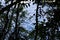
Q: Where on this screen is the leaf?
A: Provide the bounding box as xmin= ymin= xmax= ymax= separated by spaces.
xmin=5 ymin=0 xmax=10 ymax=4
xmin=28 ymin=3 xmax=30 ymax=7
xmin=19 ymin=27 xmax=27 ymax=32
xmin=29 ymin=16 xmax=33 ymax=19
xmin=29 ymin=30 xmax=35 ymax=38
xmin=19 ymin=6 xmax=23 ymax=12
xmin=20 ymin=11 xmax=27 ymax=18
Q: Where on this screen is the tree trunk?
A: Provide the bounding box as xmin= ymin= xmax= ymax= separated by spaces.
xmin=34 ymin=4 xmax=39 ymax=40
xmin=14 ymin=3 xmax=20 ymax=40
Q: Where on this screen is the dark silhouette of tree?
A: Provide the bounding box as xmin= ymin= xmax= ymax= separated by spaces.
xmin=30 ymin=0 xmax=60 ymax=40
xmin=34 ymin=2 xmax=38 ymax=40
xmin=0 ymin=0 xmax=60 ymax=40
xmin=0 ymin=0 xmax=29 ymax=40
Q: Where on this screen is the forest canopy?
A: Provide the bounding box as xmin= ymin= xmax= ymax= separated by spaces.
xmin=0 ymin=0 xmax=60 ymax=40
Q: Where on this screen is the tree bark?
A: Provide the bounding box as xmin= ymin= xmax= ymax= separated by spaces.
xmin=34 ymin=4 xmax=39 ymax=40
xmin=14 ymin=3 xmax=20 ymax=40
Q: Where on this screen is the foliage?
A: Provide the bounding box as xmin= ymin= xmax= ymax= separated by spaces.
xmin=0 ymin=0 xmax=29 ymax=40
xmin=0 ymin=0 xmax=60 ymax=40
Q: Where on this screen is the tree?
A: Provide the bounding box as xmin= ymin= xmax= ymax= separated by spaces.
xmin=0 ymin=0 xmax=29 ymax=40
xmin=0 ymin=0 xmax=60 ymax=40
xmin=28 ymin=0 xmax=60 ymax=40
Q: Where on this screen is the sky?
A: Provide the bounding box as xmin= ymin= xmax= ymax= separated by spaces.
xmin=21 ymin=2 xmax=49 ymax=31
xmin=1 ymin=1 xmax=60 ymax=40
xmin=0 ymin=0 xmax=49 ymax=31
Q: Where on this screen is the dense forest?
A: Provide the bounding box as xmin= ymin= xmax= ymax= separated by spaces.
xmin=0 ymin=0 xmax=60 ymax=40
